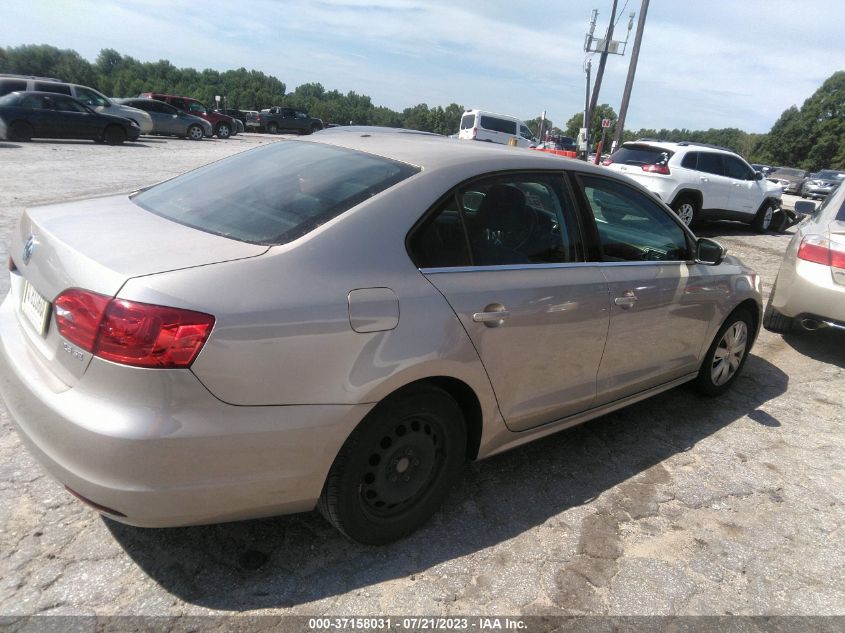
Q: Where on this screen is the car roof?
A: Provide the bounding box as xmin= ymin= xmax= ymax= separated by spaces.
xmin=304 ymin=126 xmax=608 ymax=174
xmin=621 ymin=140 xmax=737 ymax=156
xmin=3 ymin=90 xmax=83 ymax=99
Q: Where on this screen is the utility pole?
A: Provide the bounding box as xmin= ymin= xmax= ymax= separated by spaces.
xmin=583 ymin=59 xmax=592 ymax=160
xmin=613 ymin=0 xmax=649 ymax=150
xmin=588 ymin=0 xmax=619 ymax=117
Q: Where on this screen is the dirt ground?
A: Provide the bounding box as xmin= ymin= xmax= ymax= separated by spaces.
xmin=0 ymin=134 xmax=842 ymax=618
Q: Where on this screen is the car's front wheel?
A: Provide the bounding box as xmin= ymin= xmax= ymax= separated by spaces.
xmin=671 ymin=196 xmax=698 ymax=227
xmin=216 ymin=123 xmax=231 ymax=139
xmin=319 ymin=384 xmax=466 ymax=544
xmin=694 ymin=308 xmax=753 ymax=396
xmin=187 ymin=124 xmax=204 ymax=141
xmin=103 ymin=125 xmax=126 ymax=145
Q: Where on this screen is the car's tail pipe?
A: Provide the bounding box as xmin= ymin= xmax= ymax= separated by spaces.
xmin=800 ymin=318 xmax=845 ymax=332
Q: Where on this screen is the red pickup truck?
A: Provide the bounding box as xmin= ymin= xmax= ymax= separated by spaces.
xmin=139 ymin=93 xmax=237 ymax=139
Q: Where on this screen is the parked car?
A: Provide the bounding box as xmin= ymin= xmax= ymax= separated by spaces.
xmin=0 ymin=76 xmax=153 ymax=134
xmin=603 ymin=140 xmax=783 ymax=231
xmin=767 ymin=167 xmax=810 ymax=195
xmin=256 ymin=107 xmax=323 ymax=134
xmin=234 ymin=118 xmax=244 ymax=134
xmin=764 ymin=184 xmax=845 ymax=334
xmin=214 ymin=108 xmax=248 ymax=126
xmin=113 ymin=98 xmax=212 ymax=140
xmin=800 ymin=170 xmax=845 ymax=200
xmin=0 ymin=91 xmax=140 ymax=144
xmin=458 ymin=109 xmax=536 ymax=147
xmin=139 ymin=92 xmax=237 ymax=139
xmin=751 ymin=163 xmax=775 ymax=176
xmin=0 ymin=128 xmax=762 ymax=544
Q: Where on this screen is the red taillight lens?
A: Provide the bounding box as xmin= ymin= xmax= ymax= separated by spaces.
xmin=471 ymin=127 xmax=477 ymax=139
xmin=642 ymin=164 xmax=670 ymax=175
xmin=96 ymin=300 xmax=214 ymax=368
xmin=602 ymin=158 xmax=613 ymax=166
xmin=53 ymin=289 xmax=214 ymax=368
xmin=798 ymin=234 xmax=845 ymax=269
xmin=54 ymin=289 xmax=111 ymax=351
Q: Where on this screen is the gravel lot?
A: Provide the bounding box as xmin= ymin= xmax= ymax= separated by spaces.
xmin=0 ymin=134 xmax=843 ymax=618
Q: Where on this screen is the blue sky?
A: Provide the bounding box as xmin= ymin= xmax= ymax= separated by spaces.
xmin=2 ymin=0 xmax=843 ymax=133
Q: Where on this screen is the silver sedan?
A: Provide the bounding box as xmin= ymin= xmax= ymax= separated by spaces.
xmin=764 ymin=182 xmax=845 ymax=333
xmin=0 ymin=129 xmax=762 ymax=544
xmin=114 ymin=98 xmax=213 ymax=140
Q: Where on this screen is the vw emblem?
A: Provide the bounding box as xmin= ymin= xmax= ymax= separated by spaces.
xmin=22 ymin=235 xmax=36 ymax=265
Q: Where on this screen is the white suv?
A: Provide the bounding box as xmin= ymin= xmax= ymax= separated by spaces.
xmin=603 ymin=140 xmax=783 ymax=232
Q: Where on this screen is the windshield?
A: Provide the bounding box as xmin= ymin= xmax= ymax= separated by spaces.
xmin=460 ymin=114 xmax=474 ymax=130
xmin=773 ymin=168 xmax=804 ymax=177
xmin=611 ymin=144 xmax=672 ymax=166
xmin=816 ymin=170 xmax=845 ymax=180
xmin=132 ymin=141 xmax=419 ymax=245
xmin=0 ymin=93 xmax=19 ymax=106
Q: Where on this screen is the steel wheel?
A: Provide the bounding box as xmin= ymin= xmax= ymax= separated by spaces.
xmin=360 ymin=414 xmax=443 ymax=518
xmin=710 ymin=320 xmax=748 ymax=386
xmin=216 ymin=123 xmax=231 ymax=139
xmin=753 ymin=203 xmax=774 ymax=232
xmin=319 ymin=384 xmax=466 ymax=544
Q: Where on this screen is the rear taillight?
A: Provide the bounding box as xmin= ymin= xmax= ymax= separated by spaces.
xmin=642 ymin=164 xmax=670 ymax=175
xmin=8 ymin=257 xmax=17 ymax=272
xmin=471 ymin=127 xmax=477 ymax=139
xmin=53 ymin=289 xmax=214 ymax=368
xmin=602 ymin=158 xmax=613 ymax=166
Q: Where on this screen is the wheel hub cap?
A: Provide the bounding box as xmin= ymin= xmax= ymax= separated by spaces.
xmin=711 ymin=321 xmax=748 ymax=386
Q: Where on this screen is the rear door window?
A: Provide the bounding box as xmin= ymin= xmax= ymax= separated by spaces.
xmin=34 ymin=82 xmax=71 ymax=95
xmin=480 ymin=116 xmax=516 ymax=135
xmin=681 ymin=152 xmax=699 ymax=169
xmin=0 ymin=80 xmax=27 ymax=96
xmin=132 ymin=141 xmax=420 ymax=245
xmin=696 ymin=152 xmax=724 ymax=176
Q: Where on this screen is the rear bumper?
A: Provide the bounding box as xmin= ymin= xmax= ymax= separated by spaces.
xmin=0 ymin=292 xmax=372 ymax=527
xmin=772 ymin=258 xmax=845 ymax=323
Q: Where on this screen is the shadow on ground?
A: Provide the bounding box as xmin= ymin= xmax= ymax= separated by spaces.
xmin=782 ymin=328 xmax=845 ymax=368
xmin=694 ymin=221 xmax=795 ymax=239
xmin=106 ymin=355 xmax=788 ymax=610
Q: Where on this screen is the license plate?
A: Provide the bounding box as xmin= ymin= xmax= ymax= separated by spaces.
xmin=21 ymin=280 xmax=51 ymax=335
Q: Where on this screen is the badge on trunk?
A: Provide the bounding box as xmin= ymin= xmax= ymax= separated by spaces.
xmin=22 ymin=235 xmax=36 ymax=265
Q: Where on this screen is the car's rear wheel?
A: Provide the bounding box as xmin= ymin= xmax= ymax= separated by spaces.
xmin=763 ymin=283 xmax=793 ymax=333
xmin=187 ymin=124 xmax=204 ymax=141
xmin=309 ymin=123 xmax=321 ymax=134
xmin=671 ymin=196 xmax=698 ymax=227
xmin=267 ymin=122 xmax=278 ymax=134
xmin=9 ymin=121 xmax=33 ymax=142
xmin=319 ymin=384 xmax=466 ymax=545
xmin=694 ymin=308 xmax=753 ymax=396
xmin=216 ymin=123 xmax=231 ymax=139
xmin=752 ymin=203 xmax=775 ymax=233
xmin=103 ymin=125 xmax=126 ymax=146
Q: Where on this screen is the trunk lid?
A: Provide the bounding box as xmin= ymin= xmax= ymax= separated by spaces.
xmin=10 ymin=194 xmax=267 ymax=385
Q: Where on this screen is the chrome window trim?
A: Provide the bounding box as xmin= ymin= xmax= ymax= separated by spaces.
xmin=420 ymin=260 xmax=690 ymax=274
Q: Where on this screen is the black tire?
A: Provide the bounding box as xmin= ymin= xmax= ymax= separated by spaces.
xmin=187 ymin=123 xmax=204 ymax=141
xmin=103 ymin=125 xmax=126 ymax=146
xmin=752 ymin=202 xmax=775 ymax=233
xmin=319 ymin=384 xmax=466 ymax=545
xmin=763 ymin=283 xmax=793 ymax=333
xmin=693 ymin=308 xmax=754 ymax=396
xmin=671 ymin=196 xmax=699 ymax=228
xmin=309 ymin=123 xmax=321 ymax=134
xmin=216 ymin=123 xmax=231 ymax=139
xmin=9 ymin=121 xmax=33 ymax=142
xmin=267 ymin=122 xmax=278 ymax=134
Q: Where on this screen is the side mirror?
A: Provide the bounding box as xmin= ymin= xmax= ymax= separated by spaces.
xmin=696 ymin=238 xmax=726 ymax=266
xmin=794 ymin=200 xmax=816 ymax=216
xmin=754 ymin=171 xmax=763 ymax=180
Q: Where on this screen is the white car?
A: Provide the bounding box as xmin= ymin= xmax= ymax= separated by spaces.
xmin=603 ymin=140 xmax=783 ymax=231
xmin=764 ymin=188 xmax=845 ymax=333
xmin=458 ymin=109 xmax=536 ymax=148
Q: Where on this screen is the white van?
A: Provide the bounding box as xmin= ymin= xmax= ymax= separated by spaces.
xmin=458 ymin=109 xmax=536 ymax=147
xmin=0 ymin=75 xmax=153 ymax=134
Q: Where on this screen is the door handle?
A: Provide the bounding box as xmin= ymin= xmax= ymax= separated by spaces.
xmin=473 ymin=304 xmax=510 ymax=327
xmin=700 ymin=177 xmax=709 ymax=182
xmin=614 ymin=291 xmax=638 ymax=309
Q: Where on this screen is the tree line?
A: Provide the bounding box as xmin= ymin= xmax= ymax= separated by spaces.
xmin=1 ymin=45 xmax=842 ymax=170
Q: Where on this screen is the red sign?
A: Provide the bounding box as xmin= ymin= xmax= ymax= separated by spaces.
xmin=601 ymin=118 xmax=611 ymax=128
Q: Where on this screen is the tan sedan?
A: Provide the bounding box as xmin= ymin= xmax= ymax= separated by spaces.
xmin=1 ymin=129 xmax=762 ymax=544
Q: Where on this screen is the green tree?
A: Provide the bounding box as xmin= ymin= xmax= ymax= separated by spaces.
xmin=565 ymin=104 xmax=617 ymax=149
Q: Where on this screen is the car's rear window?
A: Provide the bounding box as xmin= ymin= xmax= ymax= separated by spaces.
xmin=610 ymin=144 xmax=673 ymax=166
xmin=460 ymin=114 xmax=475 ymax=130
xmin=132 ymin=141 xmax=420 ymax=245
